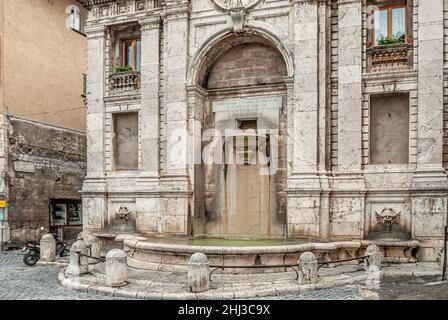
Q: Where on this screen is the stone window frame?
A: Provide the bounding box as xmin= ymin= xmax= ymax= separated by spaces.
xmin=104 ymin=105 xmax=142 ymax=173
xmin=104 ymin=23 xmax=142 ymax=96
xmin=69 ymin=6 xmax=84 ymax=35
xmin=362 ymin=0 xmax=416 ymax=74
xmin=366 ymin=0 xmax=412 ymax=48
xmin=119 ymin=38 xmax=142 ymax=72
xmin=362 ymin=89 xmax=418 ymax=169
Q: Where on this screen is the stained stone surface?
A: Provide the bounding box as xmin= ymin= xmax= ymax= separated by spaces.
xmin=2 ymin=251 xmax=447 ymax=300
xmin=81 ymin=0 xmax=448 ymax=263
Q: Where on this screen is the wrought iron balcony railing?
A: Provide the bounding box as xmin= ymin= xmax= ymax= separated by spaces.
xmin=366 ymin=43 xmax=413 ymax=72
xmin=109 ymin=71 xmax=141 ymax=94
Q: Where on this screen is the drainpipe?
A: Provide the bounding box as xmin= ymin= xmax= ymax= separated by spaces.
xmin=443 ymin=196 xmax=448 ymax=281
xmin=443 ymin=225 xmax=447 ymax=281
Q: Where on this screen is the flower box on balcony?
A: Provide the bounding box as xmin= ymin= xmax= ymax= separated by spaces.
xmin=109 ymin=71 xmax=141 ymax=94
xmin=366 ymin=43 xmax=413 ymax=72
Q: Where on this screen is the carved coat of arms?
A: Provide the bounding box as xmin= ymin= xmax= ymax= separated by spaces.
xmin=212 ymin=0 xmax=263 ymax=33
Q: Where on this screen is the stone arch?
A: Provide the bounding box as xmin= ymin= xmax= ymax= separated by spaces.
xmin=188 ymin=26 xmax=293 ymax=89
xmin=206 ymin=43 xmax=287 ymax=89
xmin=187 ymin=26 xmax=290 ymax=239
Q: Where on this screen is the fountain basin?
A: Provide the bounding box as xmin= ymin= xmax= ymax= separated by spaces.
xmin=112 ymin=235 xmax=420 ymax=273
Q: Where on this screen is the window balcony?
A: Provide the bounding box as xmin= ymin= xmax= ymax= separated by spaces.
xmin=109 ymin=71 xmax=141 ymax=94
xmin=366 ymin=43 xmax=413 ymax=73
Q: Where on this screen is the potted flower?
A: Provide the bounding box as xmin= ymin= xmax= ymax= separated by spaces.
xmin=376 ymin=34 xmax=406 ymax=46
xmin=115 ymin=65 xmax=133 ymax=74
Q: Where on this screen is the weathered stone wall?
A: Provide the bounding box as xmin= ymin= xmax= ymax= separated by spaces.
xmin=81 ymin=0 xmax=448 ymax=260
xmin=369 ymin=94 xmax=409 ymax=165
xmin=207 ymin=44 xmax=287 ymax=89
xmin=112 ymin=112 xmax=138 ymax=170
xmin=5 ymin=116 xmax=86 ymax=243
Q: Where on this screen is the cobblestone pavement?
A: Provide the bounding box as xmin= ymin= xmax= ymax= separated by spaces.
xmin=2 ymin=251 xmax=446 ymax=300
xmin=268 ymin=286 xmax=364 ymax=300
xmin=1 ymin=250 xmax=365 ymax=300
xmin=0 ymin=251 xmax=122 ymax=300
xmin=371 ymin=275 xmax=448 ymax=300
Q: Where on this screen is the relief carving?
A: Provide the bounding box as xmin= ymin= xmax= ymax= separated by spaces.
xmin=116 ymin=206 xmax=133 ymax=224
xmin=375 ymin=208 xmax=401 ymax=232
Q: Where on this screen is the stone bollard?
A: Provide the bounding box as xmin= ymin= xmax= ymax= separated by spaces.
xmin=106 ymin=249 xmax=128 ymax=287
xmin=65 ymin=240 xmax=89 ymax=277
xmin=188 ymin=253 xmax=210 ymax=293
xmin=364 ymin=244 xmax=383 ymax=271
xmin=85 ymin=235 xmax=102 ymax=264
xmin=40 ymin=234 xmax=56 ymax=262
xmin=298 ymin=252 xmax=318 ymax=285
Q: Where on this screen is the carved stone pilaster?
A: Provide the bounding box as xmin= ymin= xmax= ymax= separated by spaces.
xmin=139 ymin=15 xmax=161 ymax=31
xmin=162 ymin=0 xmax=191 ymax=21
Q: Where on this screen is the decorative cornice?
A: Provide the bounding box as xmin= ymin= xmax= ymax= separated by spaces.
xmin=84 ymin=24 xmax=106 ymax=38
xmin=79 ymin=0 xmax=114 ymax=8
xmin=337 ymin=0 xmax=362 ymax=4
xmin=291 ymin=0 xmax=327 ymax=3
xmin=211 ymin=0 xmax=263 ymax=12
xmin=139 ymin=15 xmax=161 ymax=30
xmin=161 ymin=1 xmax=191 ymax=21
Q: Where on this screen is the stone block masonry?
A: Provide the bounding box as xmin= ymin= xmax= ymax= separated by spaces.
xmin=0 ymin=114 xmax=86 ymax=244
xmin=80 ymin=0 xmax=448 ymax=262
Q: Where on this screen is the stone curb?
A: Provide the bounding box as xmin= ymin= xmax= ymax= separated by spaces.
xmin=58 ymin=267 xmax=444 ymax=300
xmin=37 ymin=261 xmax=69 ymax=268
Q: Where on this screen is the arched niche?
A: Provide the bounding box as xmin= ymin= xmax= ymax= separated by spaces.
xmin=188 ymin=29 xmax=291 ymax=239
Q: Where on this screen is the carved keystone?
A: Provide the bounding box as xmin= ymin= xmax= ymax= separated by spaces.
xmin=106 ymin=249 xmax=128 ymax=287
xmin=298 ymin=252 xmax=318 ymax=285
xmin=40 ymin=234 xmax=56 ymax=263
xmin=365 ymin=244 xmax=383 ymax=271
xmin=188 ymin=253 xmax=210 ymax=293
xmin=65 ymin=240 xmax=89 ymax=277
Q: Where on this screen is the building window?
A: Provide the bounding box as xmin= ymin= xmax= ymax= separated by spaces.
xmin=119 ymin=39 xmax=141 ymax=72
xmin=369 ymin=94 xmax=409 ymax=165
xmin=113 ymin=112 xmax=139 ymax=170
xmin=368 ymin=2 xmax=410 ymax=47
xmin=70 ymin=7 xmax=83 ymax=33
xmin=50 ymin=200 xmax=83 ymax=227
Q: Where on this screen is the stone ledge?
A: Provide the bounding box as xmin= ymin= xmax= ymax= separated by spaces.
xmin=37 ymin=261 xmax=69 ymax=268
xmin=58 ymin=263 xmax=443 ymax=300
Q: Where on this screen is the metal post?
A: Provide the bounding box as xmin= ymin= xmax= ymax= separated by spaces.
xmin=442 ymin=225 xmax=447 ymax=281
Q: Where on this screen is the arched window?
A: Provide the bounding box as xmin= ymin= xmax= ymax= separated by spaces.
xmin=70 ymin=7 xmax=82 ymax=33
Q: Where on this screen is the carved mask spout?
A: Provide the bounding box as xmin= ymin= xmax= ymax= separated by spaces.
xmin=375 ymin=208 xmax=401 ymax=233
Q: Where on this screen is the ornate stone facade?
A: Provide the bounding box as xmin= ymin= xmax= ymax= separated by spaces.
xmin=81 ymin=0 xmax=448 ymax=261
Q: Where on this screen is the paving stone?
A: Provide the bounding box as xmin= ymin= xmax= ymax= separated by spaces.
xmin=0 ymin=251 xmax=125 ymax=300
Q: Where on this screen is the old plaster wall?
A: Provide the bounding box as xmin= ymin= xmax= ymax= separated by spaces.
xmin=1 ymin=0 xmax=87 ymax=132
xmin=6 ymin=116 xmax=86 ymax=243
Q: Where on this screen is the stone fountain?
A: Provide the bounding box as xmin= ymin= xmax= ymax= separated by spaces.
xmin=366 ymin=208 xmax=418 ymax=263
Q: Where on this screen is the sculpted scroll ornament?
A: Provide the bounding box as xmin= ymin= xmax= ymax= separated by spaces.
xmin=213 ymin=0 xmax=262 ymax=10
xmin=212 ymin=0 xmax=263 ymax=33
